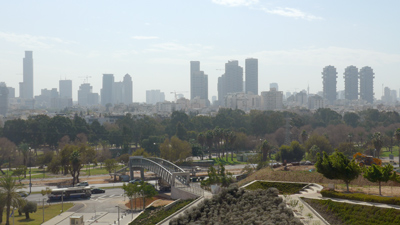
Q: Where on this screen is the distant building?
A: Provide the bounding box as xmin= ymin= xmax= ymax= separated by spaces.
xmin=78 ymin=83 xmax=98 ymax=106
xmin=20 ymin=51 xmax=34 ymax=99
xmin=245 ymin=58 xmax=258 ymax=95
xmin=59 ymin=80 xmax=73 ymax=99
xmin=101 ymin=74 xmax=114 ymax=105
xmin=308 ymin=95 xmax=324 ymax=110
xmin=190 ymin=61 xmax=208 ymax=103
xmin=322 ymin=65 xmax=337 ymax=105
xmin=217 ymin=60 xmax=243 ymax=105
xmin=123 ymin=74 xmax=133 ymax=104
xmin=295 ymin=92 xmax=308 ymax=105
xmin=0 ymin=83 xmax=9 ymax=116
xmin=7 ymin=87 xmax=15 ymax=98
xmin=146 ymin=90 xmax=165 ymax=105
xmin=261 ymin=88 xmax=283 ymax=110
xmin=113 ymin=81 xmax=123 ymax=104
xmin=35 ymin=88 xmax=59 ymax=108
xmin=343 ymin=66 xmax=358 ymax=100
xmin=224 ymin=92 xmax=260 ymax=111
xmin=359 ymin=66 xmax=374 ymax=104
xmin=270 ymin=83 xmax=279 ymax=91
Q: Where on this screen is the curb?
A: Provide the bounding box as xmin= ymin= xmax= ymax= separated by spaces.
xmin=156 ymin=196 xmax=204 ymax=225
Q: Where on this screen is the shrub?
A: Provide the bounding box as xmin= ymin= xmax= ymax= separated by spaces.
xmin=321 ymin=190 xmax=400 ymax=206
xmin=245 ymin=181 xmax=307 ymax=194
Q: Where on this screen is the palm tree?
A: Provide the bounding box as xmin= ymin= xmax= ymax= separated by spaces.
xmin=228 ymin=131 xmax=237 ymax=161
xmin=0 ymin=174 xmax=26 ymax=225
xmin=206 ymin=131 xmax=214 ymax=160
xmin=372 ymin=132 xmax=384 ymax=159
xmin=213 ymin=128 xmax=222 ymax=158
xmin=261 ymin=140 xmax=271 ymax=162
xmin=395 ymin=128 xmax=400 ymax=165
xmin=197 ymin=132 xmax=205 ymax=160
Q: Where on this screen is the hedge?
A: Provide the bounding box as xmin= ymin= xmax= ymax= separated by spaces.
xmin=245 ymin=181 xmax=306 ymax=194
xmin=321 ymin=190 xmax=400 ymax=206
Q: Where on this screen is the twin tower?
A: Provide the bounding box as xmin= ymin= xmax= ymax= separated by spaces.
xmin=322 ymin=65 xmax=374 ymax=104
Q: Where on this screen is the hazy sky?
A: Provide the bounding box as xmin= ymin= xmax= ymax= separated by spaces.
xmin=1 ymin=0 xmax=400 ymax=102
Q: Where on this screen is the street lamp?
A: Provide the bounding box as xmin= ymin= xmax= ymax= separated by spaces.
xmin=29 ymin=147 xmax=32 ymax=194
xmin=88 ymin=162 xmax=91 ymax=176
xmin=115 ymin=206 xmax=120 ymax=225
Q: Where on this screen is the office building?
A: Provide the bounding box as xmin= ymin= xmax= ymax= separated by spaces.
xmin=261 ymin=88 xmax=283 ymax=110
xmin=217 ymin=60 xmax=243 ymax=105
xmin=20 ymin=51 xmax=34 ymax=99
xmin=113 ymin=81 xmax=123 ymax=104
xmin=343 ymin=66 xmax=358 ymax=100
xmin=308 ymin=95 xmax=324 ymax=110
xmin=78 ymin=83 xmax=98 ymax=106
xmin=190 ymin=61 xmax=208 ymax=103
xmin=245 ymin=58 xmax=258 ymax=95
xmin=146 ymin=90 xmax=165 ymax=105
xmin=59 ymin=80 xmax=72 ymax=99
xmin=359 ymin=66 xmax=374 ymax=104
xmin=322 ymin=65 xmax=337 ymax=105
xmin=101 ymin=74 xmax=114 ymax=105
xmin=123 ymin=74 xmax=133 ymax=104
xmin=7 ymin=87 xmax=15 ymax=98
xmin=0 ymin=83 xmax=9 ymax=116
xmin=270 ymin=83 xmax=279 ymax=91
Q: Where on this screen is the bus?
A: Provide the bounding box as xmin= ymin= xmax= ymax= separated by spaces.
xmin=49 ymin=187 xmax=92 ymax=201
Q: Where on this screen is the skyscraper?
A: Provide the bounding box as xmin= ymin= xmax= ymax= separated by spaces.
xmin=59 ymin=80 xmax=72 ymax=99
xmin=0 ymin=83 xmax=9 ymax=116
xmin=343 ymin=66 xmax=358 ymax=100
xmin=322 ymin=65 xmax=337 ymax=105
xmin=20 ymin=51 xmax=34 ymax=99
xmin=270 ymin=83 xmax=279 ymax=91
xmin=146 ymin=90 xmax=165 ymax=105
xmin=190 ymin=61 xmax=208 ymax=103
xmin=245 ymin=58 xmax=258 ymax=95
xmin=78 ymin=83 xmax=98 ymax=106
xmin=101 ymin=74 xmax=114 ymax=105
xmin=359 ymin=66 xmax=374 ymax=104
xmin=123 ymin=74 xmax=133 ymax=104
xmin=217 ymin=60 xmax=243 ymax=105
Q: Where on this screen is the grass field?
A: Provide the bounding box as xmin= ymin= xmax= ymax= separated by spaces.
xmin=0 ymin=203 xmax=74 ymax=225
xmin=210 ymin=156 xmax=247 ymax=165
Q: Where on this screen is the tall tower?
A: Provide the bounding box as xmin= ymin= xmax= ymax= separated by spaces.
xmin=101 ymin=74 xmax=114 ymax=105
xmin=59 ymin=80 xmax=72 ymax=99
xmin=0 ymin=82 xmax=9 ymax=116
xmin=359 ymin=66 xmax=374 ymax=104
xmin=190 ymin=61 xmax=208 ymax=102
xmin=245 ymin=58 xmax=258 ymax=95
xmin=20 ymin=51 xmax=34 ymax=99
xmin=123 ymin=74 xmax=133 ymax=104
xmin=322 ymin=65 xmax=337 ymax=105
xmin=217 ymin=60 xmax=243 ymax=106
xmin=343 ymin=66 xmax=358 ymax=100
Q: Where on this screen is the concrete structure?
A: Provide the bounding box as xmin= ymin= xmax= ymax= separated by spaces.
xmin=322 ymin=65 xmax=337 ymax=105
xmin=35 ymin=88 xmax=58 ymax=108
xmin=270 ymin=83 xmax=279 ymax=91
xmin=20 ymin=51 xmax=34 ymax=99
xmin=190 ymin=61 xmax=208 ymax=103
xmin=78 ymin=83 xmax=98 ymax=106
xmin=224 ymin=92 xmax=261 ymax=111
xmin=261 ymin=88 xmax=283 ymax=110
xmin=59 ymin=80 xmax=72 ymax=99
xmin=123 ymin=74 xmax=133 ymax=104
xmin=217 ymin=60 xmax=243 ymax=105
xmin=308 ymin=95 xmax=324 ymax=110
xmin=101 ymin=74 xmax=114 ymax=105
xmin=359 ymin=66 xmax=375 ymax=104
xmin=146 ymin=89 xmax=165 ymax=105
xmin=0 ymin=83 xmax=9 ymax=116
xmin=245 ymin=58 xmax=258 ymax=95
xmin=343 ymin=66 xmax=358 ymax=100
xmin=113 ymin=81 xmax=123 ymax=104
xmin=7 ymin=87 xmax=15 ymax=98
xmin=295 ymin=91 xmax=308 ymax=106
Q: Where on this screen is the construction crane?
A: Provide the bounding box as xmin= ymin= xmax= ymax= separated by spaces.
xmin=78 ymin=76 xmax=92 ymax=83
xmin=170 ymin=91 xmax=188 ymax=102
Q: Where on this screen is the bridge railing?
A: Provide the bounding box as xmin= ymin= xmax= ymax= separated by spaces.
xmin=174 ymin=182 xmax=204 ymax=197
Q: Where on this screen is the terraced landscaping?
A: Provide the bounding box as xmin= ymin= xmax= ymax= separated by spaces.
xmin=244 ymin=181 xmax=307 ymax=194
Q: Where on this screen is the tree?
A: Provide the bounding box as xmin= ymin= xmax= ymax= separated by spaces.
xmin=197 ymin=132 xmax=206 ymax=160
xmin=261 ymin=140 xmax=270 ymax=162
xmin=41 ymin=187 xmax=52 ymax=205
xmin=0 ymin=138 xmax=16 ymax=175
xmin=159 ymin=136 xmax=191 ymax=163
xmin=300 ymin=130 xmax=308 ymax=144
xmin=205 ymin=130 xmax=214 ymax=159
xmin=337 ymin=142 xmax=358 ymax=157
xmin=175 ymin=122 xmax=187 ymax=140
xmin=315 ymin=151 xmax=361 ymax=192
xmin=0 ymin=174 xmax=26 ymax=225
xmin=12 ymin=165 xmax=27 ymax=184
xmin=372 ymin=132 xmax=383 ymax=158
xmin=122 ymin=183 xmax=141 ymax=211
xmin=363 ymin=164 xmax=399 ymax=195
xmin=304 ymin=134 xmax=334 ymax=160
xmin=69 ymin=150 xmax=82 ymax=186
xmin=104 ymin=159 xmax=118 ymax=179
xmin=343 ymin=112 xmax=360 ymax=128
xmin=140 ymin=182 xmax=158 ymax=210
xmin=275 ymin=141 xmax=305 ymax=163
xmin=19 ymin=201 xmax=37 ymax=219
xmin=201 ymin=163 xmax=233 ymax=187
xmin=395 ymin=128 xmax=400 ymax=165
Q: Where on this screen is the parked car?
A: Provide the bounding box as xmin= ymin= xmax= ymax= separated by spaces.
xmin=77 ymin=181 xmax=89 ymax=186
xmin=129 ymin=179 xmax=141 ymax=184
xmin=91 ymin=188 xmax=106 ymax=194
xmin=18 ymin=192 xmax=28 ymax=197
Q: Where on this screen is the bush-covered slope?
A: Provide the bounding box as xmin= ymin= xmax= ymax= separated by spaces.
xmin=245 ymin=181 xmax=306 ymax=194
xmin=169 ymin=186 xmax=302 ymax=225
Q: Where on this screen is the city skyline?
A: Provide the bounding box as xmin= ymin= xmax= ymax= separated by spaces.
xmin=1 ymin=1 xmax=400 ymax=102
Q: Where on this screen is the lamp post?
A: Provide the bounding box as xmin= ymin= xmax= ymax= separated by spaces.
xmin=115 ymin=206 xmax=120 ymax=225
xmin=42 ymin=198 xmax=45 ymax=223
xmin=43 ymin=165 xmax=45 ymax=179
xmin=61 ymin=190 xmax=64 ymax=213
xmin=89 ymin=162 xmax=91 ymax=176
xmin=29 ymin=147 xmax=32 ymax=194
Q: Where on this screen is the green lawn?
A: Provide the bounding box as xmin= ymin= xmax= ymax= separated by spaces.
xmin=210 ymin=156 xmax=247 ymax=165
xmin=0 ymin=203 xmax=74 ymax=225
xmin=380 ymin=147 xmax=400 ymax=157
xmin=245 ymin=181 xmax=307 ymax=194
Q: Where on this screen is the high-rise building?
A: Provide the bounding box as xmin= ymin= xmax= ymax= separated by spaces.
xmin=59 ymin=80 xmax=72 ymax=99
xmin=343 ymin=66 xmax=358 ymax=100
xmin=260 ymin=88 xmax=283 ymax=110
xmin=245 ymin=58 xmax=258 ymax=95
xmin=190 ymin=61 xmax=208 ymax=103
xmin=7 ymin=87 xmax=15 ymax=98
xmin=78 ymin=83 xmax=99 ymax=106
xmin=217 ymin=60 xmax=243 ymax=105
xmin=101 ymin=74 xmax=114 ymax=105
xmin=113 ymin=81 xmax=123 ymax=104
xmin=359 ymin=66 xmax=374 ymax=104
xmin=146 ymin=90 xmax=165 ymax=105
xmin=20 ymin=51 xmax=34 ymax=99
xmin=123 ymin=74 xmax=133 ymax=104
xmin=322 ymin=65 xmax=337 ymax=105
xmin=0 ymin=82 xmax=9 ymax=116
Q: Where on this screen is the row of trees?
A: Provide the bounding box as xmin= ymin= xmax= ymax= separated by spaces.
xmin=122 ymin=181 xmax=157 ymax=211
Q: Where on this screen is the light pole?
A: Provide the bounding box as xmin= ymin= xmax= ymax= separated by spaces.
xmin=115 ymin=206 xmax=120 ymax=225
xmin=89 ymin=162 xmax=91 ymax=176
xmin=43 ymin=165 xmax=45 ymax=179
xmin=61 ymin=190 xmax=64 ymax=213
xmin=42 ymin=198 xmax=45 ymax=223
xmin=29 ymin=147 xmax=32 ymax=194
